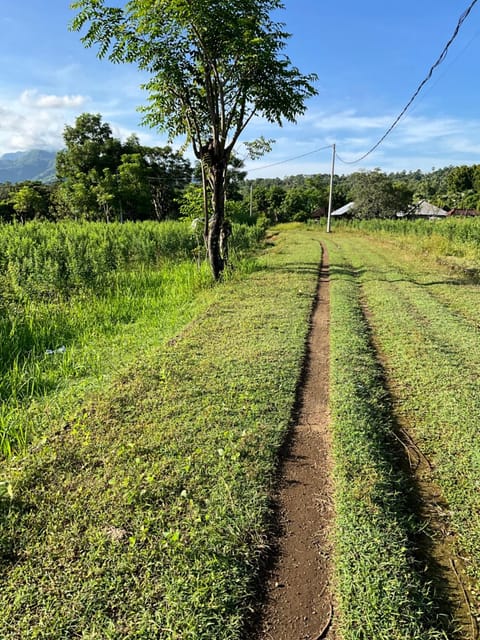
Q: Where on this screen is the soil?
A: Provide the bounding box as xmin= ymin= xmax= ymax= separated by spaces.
xmin=255 ymin=245 xmax=336 ymax=640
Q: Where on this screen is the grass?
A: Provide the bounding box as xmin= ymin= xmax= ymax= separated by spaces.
xmin=339 ymin=215 xmax=480 ymax=269
xmin=326 ymin=236 xmax=448 ymax=640
xmin=0 ymin=260 xmax=215 ymax=458
xmin=326 ymin=229 xmax=480 ymax=635
xmin=0 ymin=220 xmax=262 ymax=458
xmin=6 ymin=219 xmax=480 ymax=638
xmin=0 ymin=223 xmax=322 ymax=639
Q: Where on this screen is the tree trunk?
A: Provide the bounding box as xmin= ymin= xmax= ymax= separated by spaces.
xmin=207 ymin=162 xmax=226 ymax=280
xmin=201 ymin=141 xmax=229 ymax=280
xmin=207 ymin=211 xmax=224 ymax=280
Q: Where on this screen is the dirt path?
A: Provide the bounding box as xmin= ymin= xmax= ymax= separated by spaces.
xmin=256 ymin=245 xmax=336 ymax=640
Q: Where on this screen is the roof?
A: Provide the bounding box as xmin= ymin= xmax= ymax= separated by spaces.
xmin=331 ymin=201 xmax=355 ymax=216
xmin=400 ymin=200 xmax=447 ymax=218
xmin=447 ymin=208 xmax=480 ymax=217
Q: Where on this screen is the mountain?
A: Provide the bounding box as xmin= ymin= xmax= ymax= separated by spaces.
xmin=0 ymin=150 xmax=57 ymax=184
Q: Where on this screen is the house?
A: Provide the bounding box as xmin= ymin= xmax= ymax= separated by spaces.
xmin=398 ymin=200 xmax=447 ymax=220
xmin=331 ymin=201 xmax=355 ymax=217
xmin=447 ymin=208 xmax=480 ymax=217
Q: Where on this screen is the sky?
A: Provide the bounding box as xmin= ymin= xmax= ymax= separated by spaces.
xmin=1 ymin=0 xmax=479 ymax=178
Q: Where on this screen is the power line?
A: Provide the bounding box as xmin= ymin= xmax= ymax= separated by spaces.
xmin=337 ymin=0 xmax=479 ymax=166
xmin=247 ymin=144 xmax=333 ymax=173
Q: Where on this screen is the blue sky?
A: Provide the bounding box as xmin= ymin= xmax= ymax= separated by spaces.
xmin=1 ymin=0 xmax=479 ymax=177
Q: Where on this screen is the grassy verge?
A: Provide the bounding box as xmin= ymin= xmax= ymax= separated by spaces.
xmin=336 ymin=234 xmax=480 ymax=595
xmin=326 ymin=237 xmax=448 ymax=639
xmin=327 ymin=230 xmax=480 ymax=633
xmin=0 ymin=259 xmax=215 ymax=457
xmin=0 ymin=224 xmax=321 ymax=639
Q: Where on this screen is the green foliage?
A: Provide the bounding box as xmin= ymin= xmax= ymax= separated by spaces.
xmin=55 ymin=113 xmax=192 ymax=221
xmin=71 ymin=0 xmax=317 ymax=278
xmin=10 ymin=185 xmax=46 ymax=222
xmin=0 ymin=181 xmax=52 ymax=222
xmin=349 ymin=169 xmax=413 ymax=218
xmin=0 ymin=225 xmax=319 ymax=638
xmin=0 ymin=220 xmax=198 ymax=300
xmin=178 ymin=184 xmax=206 ymax=221
xmin=252 ymin=183 xmax=287 ymax=222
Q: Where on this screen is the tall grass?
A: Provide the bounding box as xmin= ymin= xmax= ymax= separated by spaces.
xmin=338 ymin=216 xmax=480 ymax=265
xmin=0 ymin=219 xmax=262 ymax=299
xmin=0 ymin=219 xmax=263 ymax=458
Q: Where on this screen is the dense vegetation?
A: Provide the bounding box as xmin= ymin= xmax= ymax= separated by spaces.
xmin=245 ymin=163 xmax=480 ymax=223
xmin=0 ymin=224 xmax=320 ymax=638
xmin=0 ymin=219 xmax=263 ymax=458
xmin=0 ymin=114 xmax=192 ymax=224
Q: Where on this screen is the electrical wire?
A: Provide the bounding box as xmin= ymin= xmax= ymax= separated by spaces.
xmin=246 ymin=144 xmax=333 ymax=173
xmin=336 ymin=0 xmax=479 ymax=166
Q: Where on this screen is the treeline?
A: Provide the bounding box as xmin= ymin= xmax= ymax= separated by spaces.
xmin=0 ymin=114 xmax=192 ymax=224
xmin=244 ymin=164 xmax=480 ymax=221
xmin=2 ymin=113 xmax=480 ymax=224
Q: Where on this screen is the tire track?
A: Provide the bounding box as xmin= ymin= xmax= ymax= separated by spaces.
xmin=255 ymin=243 xmax=336 ymax=640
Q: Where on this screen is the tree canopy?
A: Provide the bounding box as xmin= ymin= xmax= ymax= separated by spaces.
xmin=71 ymin=0 xmax=317 ymax=277
xmin=56 ymin=113 xmax=192 ymax=221
xmin=349 ymin=170 xmax=414 ymax=219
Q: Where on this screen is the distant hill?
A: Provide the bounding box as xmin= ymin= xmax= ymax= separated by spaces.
xmin=0 ymin=150 xmax=57 ymax=184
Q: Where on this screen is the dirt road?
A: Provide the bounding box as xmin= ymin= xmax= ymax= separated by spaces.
xmin=256 ymin=245 xmax=336 ymax=640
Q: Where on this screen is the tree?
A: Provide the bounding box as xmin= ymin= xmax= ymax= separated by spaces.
xmin=71 ymin=0 xmax=317 ymax=278
xmin=57 ymin=113 xmax=122 ymax=180
xmin=56 ymin=113 xmax=122 ymax=219
xmin=56 ymin=113 xmax=192 ymax=221
xmin=349 ymin=170 xmax=413 ymax=219
xmin=10 ymin=183 xmax=50 ymax=223
xmin=116 ymin=153 xmax=151 ymax=220
xmin=143 ymin=146 xmax=192 ymax=220
xmin=447 ymin=165 xmax=474 ymax=194
xmin=253 ymin=183 xmax=286 ymax=223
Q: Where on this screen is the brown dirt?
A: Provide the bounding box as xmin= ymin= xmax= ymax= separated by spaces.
xmin=255 ymin=245 xmax=336 ymax=640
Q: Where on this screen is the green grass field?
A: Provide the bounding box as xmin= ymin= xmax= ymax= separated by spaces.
xmin=2 ymin=218 xmax=480 ymax=638
xmin=0 ymin=222 xmax=321 ymax=639
xmin=326 ymin=226 xmax=480 ymax=638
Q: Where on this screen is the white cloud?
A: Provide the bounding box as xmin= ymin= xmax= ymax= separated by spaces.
xmin=0 ymin=88 xmax=168 ymax=157
xmin=0 ymin=89 xmax=90 ymax=154
xmin=20 ymin=89 xmax=87 ymax=109
xmin=243 ymin=106 xmax=480 ymax=177
xmin=310 ymin=110 xmax=393 ymax=132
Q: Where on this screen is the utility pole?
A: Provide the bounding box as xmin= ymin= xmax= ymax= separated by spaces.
xmin=326 ymin=143 xmax=336 ymax=233
xmin=249 ymin=184 xmax=253 ymax=217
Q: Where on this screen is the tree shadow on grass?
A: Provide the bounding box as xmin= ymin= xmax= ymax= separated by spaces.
xmin=355 ymin=298 xmax=473 ymax=639
xmin=329 ymin=261 xmax=478 ymax=288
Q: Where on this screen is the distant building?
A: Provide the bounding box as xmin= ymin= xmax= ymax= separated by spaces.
xmin=447 ymin=208 xmax=480 ymax=217
xmin=397 ymin=200 xmax=447 ymax=220
xmin=331 ymin=201 xmax=355 ymax=217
